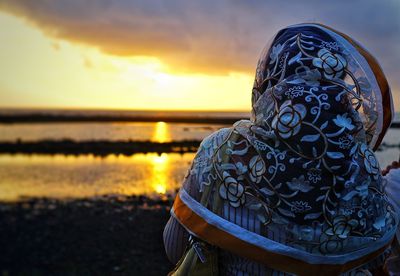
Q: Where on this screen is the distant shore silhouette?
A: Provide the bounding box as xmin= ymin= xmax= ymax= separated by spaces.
xmin=1 ymin=112 xmax=400 ymax=127
xmin=0 ymin=109 xmax=248 ymax=125
xmin=0 ymin=139 xmax=398 ymax=156
xmin=0 ymin=139 xmax=201 ymax=155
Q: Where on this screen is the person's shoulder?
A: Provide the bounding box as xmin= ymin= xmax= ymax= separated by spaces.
xmin=199 ymin=127 xmax=231 ymax=152
xmin=184 ymin=127 xmax=232 ymax=194
xmin=191 ymin=127 xmax=232 ymax=164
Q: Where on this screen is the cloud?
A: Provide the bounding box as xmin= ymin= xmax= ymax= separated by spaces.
xmin=0 ymin=0 xmax=399 ymax=92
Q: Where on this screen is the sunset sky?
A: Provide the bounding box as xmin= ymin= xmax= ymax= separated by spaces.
xmin=0 ymin=0 xmax=399 ymax=111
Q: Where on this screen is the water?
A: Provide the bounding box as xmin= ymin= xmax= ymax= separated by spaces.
xmin=0 ymin=110 xmax=399 ymax=201
xmin=0 ymin=153 xmax=194 ymax=201
xmin=0 ymin=112 xmax=233 ymax=201
xmin=0 ymin=122 xmax=225 ymax=142
xmin=376 ymin=128 xmax=400 ymax=165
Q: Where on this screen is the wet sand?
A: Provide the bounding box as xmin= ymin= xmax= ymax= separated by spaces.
xmin=0 ymin=195 xmax=175 ymax=275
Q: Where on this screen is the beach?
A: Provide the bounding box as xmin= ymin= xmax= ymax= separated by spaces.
xmin=0 ymin=195 xmax=174 ymax=275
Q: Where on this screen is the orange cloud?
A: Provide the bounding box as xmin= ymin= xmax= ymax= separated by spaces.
xmin=0 ymin=0 xmax=399 ymax=98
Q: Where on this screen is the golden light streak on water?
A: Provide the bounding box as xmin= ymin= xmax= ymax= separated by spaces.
xmin=152 ymin=121 xmax=170 ymax=143
xmin=150 ymin=153 xmax=168 ymax=194
xmin=0 ymin=153 xmax=196 ymax=200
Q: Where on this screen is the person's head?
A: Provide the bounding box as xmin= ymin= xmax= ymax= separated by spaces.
xmin=238 ymin=24 xmax=397 ymax=236
xmin=251 ymin=23 xmax=393 ymax=153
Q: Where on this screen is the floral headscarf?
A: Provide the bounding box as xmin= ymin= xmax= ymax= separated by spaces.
xmin=172 ymin=23 xmax=397 ymax=274
xmin=231 ymin=23 xmax=396 ymax=258
xmin=251 ymin=23 xmax=393 ymax=151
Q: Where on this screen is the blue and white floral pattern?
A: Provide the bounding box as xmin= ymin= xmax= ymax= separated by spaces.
xmin=312 ymin=48 xmax=347 ymax=79
xmin=272 ymin=100 xmax=306 ymax=139
xmin=333 ymin=114 xmax=355 ymax=130
xmin=219 ymin=171 xmax=246 ymax=208
xmin=285 ymin=86 xmax=304 ymax=99
xmin=307 ymin=169 xmax=321 ymax=183
xmin=359 ymin=143 xmax=380 ymax=176
xmin=338 ymin=134 xmax=353 ymax=149
xmin=291 ymin=201 xmax=312 ymax=213
xmin=287 ymin=175 xmax=314 ymax=192
xmin=208 ymin=24 xmax=397 ymax=260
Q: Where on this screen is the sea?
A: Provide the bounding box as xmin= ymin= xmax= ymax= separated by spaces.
xmin=0 ymin=109 xmax=399 ymax=201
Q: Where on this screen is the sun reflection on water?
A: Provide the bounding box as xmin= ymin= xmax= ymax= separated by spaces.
xmin=0 ymin=152 xmax=196 ymax=200
xmin=152 ymin=121 xmax=170 ymax=143
xmin=150 ymin=153 xmax=168 ymax=194
xmin=149 ymin=122 xmax=172 ymax=194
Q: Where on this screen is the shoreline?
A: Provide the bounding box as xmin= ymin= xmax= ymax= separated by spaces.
xmin=0 ymin=114 xmax=244 ymax=124
xmin=1 ymin=114 xmax=400 ymax=129
xmin=0 ymin=140 xmax=201 ymax=155
xmin=0 ymin=195 xmax=175 ymax=275
xmin=0 ymin=139 xmax=399 ymax=156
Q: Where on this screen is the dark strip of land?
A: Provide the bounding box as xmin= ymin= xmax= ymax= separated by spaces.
xmin=377 ymin=142 xmax=400 ymax=150
xmin=0 ymin=114 xmax=243 ymax=124
xmin=1 ymin=139 xmax=399 ymax=156
xmin=0 ymin=140 xmax=201 ymax=155
xmin=0 ymin=195 xmax=174 ymax=275
xmin=390 ymin=122 xmax=400 ymax=128
xmin=2 ymin=114 xmax=400 ymax=129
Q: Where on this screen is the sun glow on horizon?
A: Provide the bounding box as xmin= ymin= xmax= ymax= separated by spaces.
xmin=0 ymin=12 xmax=253 ymax=111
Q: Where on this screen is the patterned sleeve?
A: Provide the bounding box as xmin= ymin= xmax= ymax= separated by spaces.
xmin=163 ymin=128 xmax=230 ymax=264
xmin=384 ymin=168 xmax=400 ymax=218
xmin=383 ymin=169 xmax=400 ymax=275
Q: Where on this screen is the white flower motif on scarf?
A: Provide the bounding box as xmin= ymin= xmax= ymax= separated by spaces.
xmin=342 ymin=178 xmax=371 ymax=201
xmin=312 ymin=48 xmax=347 ymax=79
xmin=338 ymin=134 xmax=353 ymax=149
xmin=249 ymin=155 xmax=266 ymax=183
xmin=235 ymin=162 xmax=248 ymax=175
xmin=219 ymin=171 xmax=246 ymax=208
xmin=301 ymin=69 xmax=321 ymax=86
xmin=285 ymin=86 xmax=304 ymax=99
xmin=291 ymin=201 xmax=312 ymax=213
xmin=272 ymin=100 xmax=307 ymax=139
xmin=341 ymin=201 xmax=356 ymax=216
xmin=269 ymin=43 xmax=284 ymax=64
xmin=355 ymin=178 xmax=370 ymax=199
xmin=373 ymin=215 xmax=387 ymax=231
xmin=286 ymin=175 xmax=314 ymax=192
xmin=333 ymin=114 xmax=355 ymax=130
xmin=307 ymin=169 xmax=321 ymax=183
xmin=359 ymin=144 xmax=379 ymax=176
xmin=321 ymin=41 xmax=339 ymax=51
xmin=325 ymin=216 xmax=359 ymax=239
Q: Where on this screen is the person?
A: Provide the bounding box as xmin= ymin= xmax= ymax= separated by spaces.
xmin=163 ymin=23 xmax=399 ymax=275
